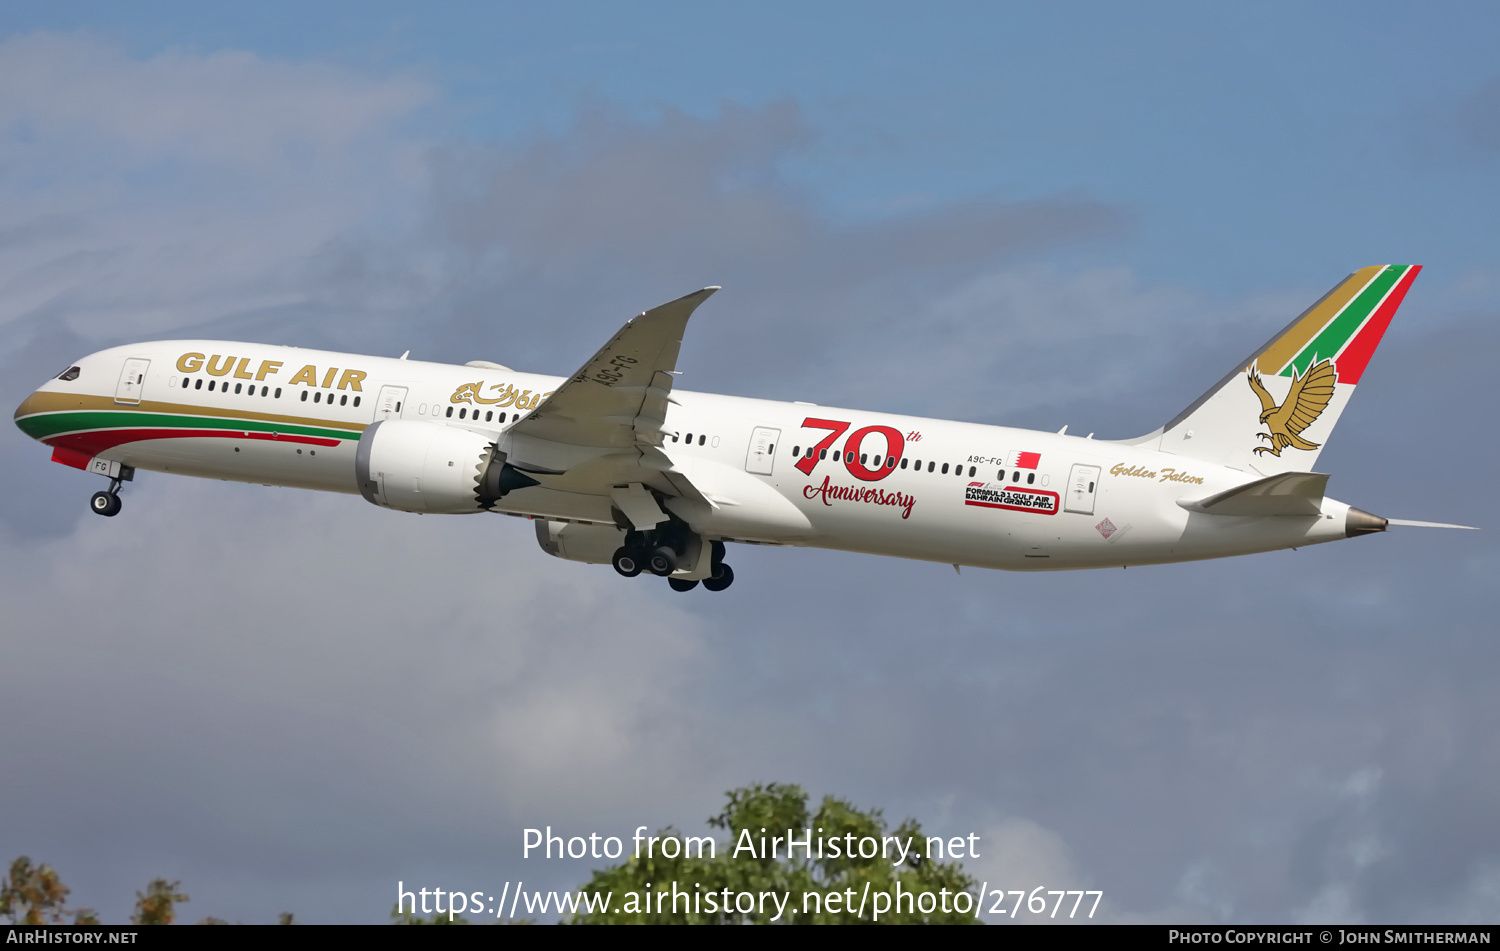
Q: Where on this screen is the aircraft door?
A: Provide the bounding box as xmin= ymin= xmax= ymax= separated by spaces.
xmin=744 ymin=427 xmax=780 ymax=475
xmin=374 ymin=385 xmax=408 ymax=420
xmin=114 ymin=358 xmax=150 ymax=404
xmin=1064 ymin=464 xmax=1101 ymax=515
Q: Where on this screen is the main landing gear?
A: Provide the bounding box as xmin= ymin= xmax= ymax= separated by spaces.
xmin=90 ymin=478 xmax=124 ymax=517
xmin=611 ymin=534 xmax=734 ymax=592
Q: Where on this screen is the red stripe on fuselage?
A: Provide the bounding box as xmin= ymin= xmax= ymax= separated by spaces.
xmin=44 ymin=428 xmax=343 ymax=457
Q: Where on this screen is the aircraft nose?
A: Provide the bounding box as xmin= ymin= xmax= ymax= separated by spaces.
xmin=14 ymin=388 xmax=44 ymax=432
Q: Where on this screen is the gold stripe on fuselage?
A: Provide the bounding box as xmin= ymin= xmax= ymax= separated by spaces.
xmin=14 ymin=390 xmax=367 ymax=435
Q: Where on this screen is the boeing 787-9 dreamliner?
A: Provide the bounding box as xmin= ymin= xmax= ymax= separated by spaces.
xmin=13 ymin=265 xmax=1472 ymax=592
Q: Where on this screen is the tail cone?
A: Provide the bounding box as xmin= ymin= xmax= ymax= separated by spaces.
xmin=1346 ymin=507 xmax=1389 ymax=537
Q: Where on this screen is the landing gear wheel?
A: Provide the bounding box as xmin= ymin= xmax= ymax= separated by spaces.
xmin=612 ymin=547 xmax=644 ymax=578
xmin=702 ymin=563 xmax=734 ymax=592
xmin=647 ymin=546 xmax=679 ymax=577
xmin=668 ymin=578 xmax=699 ymax=592
xmin=90 ymin=491 xmax=121 ymax=517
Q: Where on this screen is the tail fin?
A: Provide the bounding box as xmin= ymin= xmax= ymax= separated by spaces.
xmin=1132 ymin=265 xmax=1421 ymax=475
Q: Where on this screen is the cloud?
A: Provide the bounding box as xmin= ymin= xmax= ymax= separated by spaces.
xmin=0 ymin=33 xmax=433 ymax=349
xmin=0 ymin=32 xmax=431 ymax=171
xmin=3 ymin=31 xmax=1498 ymax=925
xmin=408 ymin=99 xmax=1127 ymax=388
xmin=0 ymin=478 xmax=725 ymax=920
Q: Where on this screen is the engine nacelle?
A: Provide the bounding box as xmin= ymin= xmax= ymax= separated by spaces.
xmin=356 ymin=420 xmax=537 ymax=513
xmin=534 ymin=519 xmax=626 ymax=564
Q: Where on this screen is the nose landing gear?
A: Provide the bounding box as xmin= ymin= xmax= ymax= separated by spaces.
xmin=90 ymin=478 xmax=125 ymax=517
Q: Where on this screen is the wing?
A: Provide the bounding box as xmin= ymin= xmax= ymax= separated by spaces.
xmin=1269 ymin=359 xmax=1336 ymax=437
xmin=510 ymin=287 xmax=719 ymax=449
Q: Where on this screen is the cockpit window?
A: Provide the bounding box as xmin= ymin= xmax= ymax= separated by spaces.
xmin=57 ymin=366 xmax=81 ymax=381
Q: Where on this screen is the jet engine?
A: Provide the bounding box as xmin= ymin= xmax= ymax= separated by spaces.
xmin=355 ymin=420 xmax=537 ymax=513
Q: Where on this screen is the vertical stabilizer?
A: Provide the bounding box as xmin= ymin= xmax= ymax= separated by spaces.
xmin=1135 ymin=265 xmax=1420 ymax=475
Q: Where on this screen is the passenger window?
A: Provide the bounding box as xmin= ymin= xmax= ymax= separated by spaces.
xmin=354 ymin=396 xmax=360 ymax=407
xmin=861 ymin=454 xmax=868 ymax=465
xmin=274 ymin=387 xmax=281 ymax=398
xmin=968 ymin=466 xmax=976 ymax=477
xmin=900 ymin=458 xmax=908 ymax=469
xmin=1027 ymin=473 xmax=1035 ymax=484
xmin=793 ymin=446 xmax=800 ymax=456
xmin=315 ymin=391 xmax=323 ymax=403
xmin=485 ymin=411 xmax=492 ymax=421
xmin=341 ymin=394 xmax=348 ymax=406
xmin=820 ymin=449 xmax=827 ymax=460
xmin=1012 ymin=471 xmax=1020 ymax=482
xmin=1089 ymin=481 xmax=1095 ymax=492
xmin=927 ymin=461 xmax=934 ymax=472
xmin=941 ymin=463 xmax=949 ymax=474
xmin=301 ymin=390 xmax=308 ymax=401
xmin=998 ymin=469 xmax=1005 ymax=481
xmin=459 ymin=407 xmax=467 ymax=419
xmin=871 ymin=455 xmax=880 ymax=467
xmin=446 ymin=406 xmax=454 ymax=418
xmin=887 ymin=457 xmax=896 ymax=469
xmin=699 ymin=435 xmax=706 ymax=446
xmin=685 ymin=433 xmax=693 ymax=443
xmin=208 ymin=380 xmax=216 ymax=391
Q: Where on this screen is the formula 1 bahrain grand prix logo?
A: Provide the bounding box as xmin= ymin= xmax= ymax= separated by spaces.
xmin=963 ymin=482 xmax=1059 ymax=515
xmin=1246 ymin=360 xmax=1335 ymax=457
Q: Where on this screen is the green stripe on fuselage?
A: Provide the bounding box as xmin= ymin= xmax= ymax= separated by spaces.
xmin=15 ymin=409 xmax=361 ymax=443
xmin=1282 ymin=265 xmax=1407 ymax=378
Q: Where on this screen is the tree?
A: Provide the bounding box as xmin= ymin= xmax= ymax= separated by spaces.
xmin=0 ymin=857 xmax=98 ymax=925
xmin=570 ymin=783 xmax=980 ymax=924
xmin=132 ymin=878 xmax=188 ymax=925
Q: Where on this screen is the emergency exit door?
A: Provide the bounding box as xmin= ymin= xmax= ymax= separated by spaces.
xmin=745 ymin=427 xmax=779 ymax=475
xmin=374 ymin=385 xmax=408 ymax=420
xmin=114 ymin=358 xmax=150 ymax=404
xmin=1064 ymin=464 xmax=1101 ymax=515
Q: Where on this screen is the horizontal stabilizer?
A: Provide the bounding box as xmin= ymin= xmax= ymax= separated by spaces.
xmin=1178 ymin=471 xmax=1328 ymax=516
xmin=1387 ymin=518 xmax=1478 ymax=530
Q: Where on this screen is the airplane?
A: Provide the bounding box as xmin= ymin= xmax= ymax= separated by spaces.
xmin=12 ymin=264 xmax=1474 ymax=592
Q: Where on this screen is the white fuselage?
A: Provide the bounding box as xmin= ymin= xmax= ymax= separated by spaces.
xmin=15 ymin=340 xmax=1359 ymax=572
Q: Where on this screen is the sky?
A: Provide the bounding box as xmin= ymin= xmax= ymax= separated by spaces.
xmin=1 ymin=1 xmax=1497 ymax=925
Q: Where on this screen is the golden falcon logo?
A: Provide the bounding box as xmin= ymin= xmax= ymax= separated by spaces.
xmin=1246 ymin=359 xmax=1336 ymax=457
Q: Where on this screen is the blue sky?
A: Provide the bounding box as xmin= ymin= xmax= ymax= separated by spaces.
xmin=1 ymin=2 xmax=1496 ymax=925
